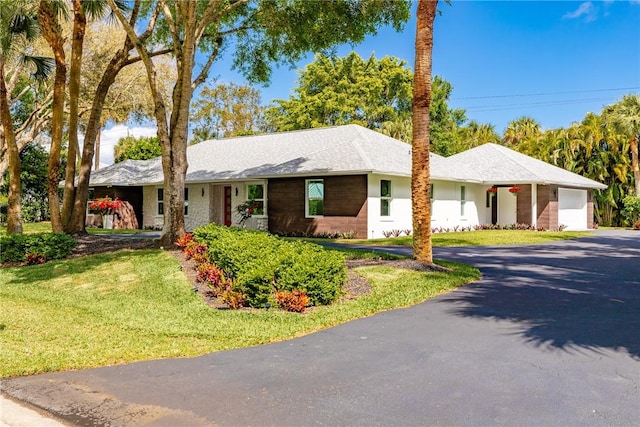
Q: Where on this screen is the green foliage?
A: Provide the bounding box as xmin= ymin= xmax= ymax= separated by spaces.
xmin=266 ymin=52 xmax=413 ymax=132
xmin=0 ymin=144 xmax=56 ymax=224
xmin=190 ymin=82 xmax=266 ymax=142
xmin=113 ymin=135 xmax=161 ymax=163
xmin=0 ymin=232 xmax=75 ymax=263
xmin=193 ymin=224 xmax=346 ymax=308
xmin=621 ymin=195 xmax=640 ymax=225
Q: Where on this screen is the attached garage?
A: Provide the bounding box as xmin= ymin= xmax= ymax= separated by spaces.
xmin=558 ymin=188 xmax=588 ymax=230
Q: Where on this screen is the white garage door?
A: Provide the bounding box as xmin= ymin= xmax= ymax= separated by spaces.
xmin=558 ymin=188 xmax=587 ymax=230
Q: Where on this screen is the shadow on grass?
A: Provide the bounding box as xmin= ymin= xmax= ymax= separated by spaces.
xmin=438 ymin=234 xmax=640 ymax=359
xmin=3 ymin=249 xmax=165 ymax=286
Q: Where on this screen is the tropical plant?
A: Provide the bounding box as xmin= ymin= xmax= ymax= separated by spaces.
xmin=114 ymin=135 xmax=161 ymax=163
xmin=603 ymin=95 xmax=640 ymax=197
xmin=0 ymin=1 xmax=52 ymax=234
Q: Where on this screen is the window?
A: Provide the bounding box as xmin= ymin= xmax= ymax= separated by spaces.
xmin=184 ymin=187 xmax=189 ymax=216
xmin=460 ymin=185 xmax=466 ymax=216
xmin=430 ymin=183 xmax=434 ymax=202
xmin=157 ymin=187 xmax=189 ymax=215
xmin=306 ymin=179 xmax=324 ymax=216
xmin=380 ymin=180 xmax=391 ymax=216
xmin=157 ymin=188 xmax=164 ymax=215
xmin=247 ymin=184 xmax=265 ymax=215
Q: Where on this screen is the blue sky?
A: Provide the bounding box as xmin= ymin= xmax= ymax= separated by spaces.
xmin=219 ymin=0 xmax=640 ymax=133
xmin=100 ymin=1 xmax=640 ymax=165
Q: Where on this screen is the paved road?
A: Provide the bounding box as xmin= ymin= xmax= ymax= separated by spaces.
xmin=2 ymin=230 xmax=639 ymax=426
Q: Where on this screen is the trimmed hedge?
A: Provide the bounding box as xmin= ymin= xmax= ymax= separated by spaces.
xmin=193 ymin=224 xmax=346 ymax=307
xmin=0 ymin=232 xmax=76 ymax=264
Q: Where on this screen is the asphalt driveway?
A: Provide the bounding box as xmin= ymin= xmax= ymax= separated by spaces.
xmin=2 ymin=230 xmax=639 ymax=426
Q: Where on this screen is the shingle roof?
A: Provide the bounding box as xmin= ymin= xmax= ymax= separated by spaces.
xmin=444 ymin=143 xmax=607 ymax=189
xmin=87 ymin=125 xmax=606 ymax=190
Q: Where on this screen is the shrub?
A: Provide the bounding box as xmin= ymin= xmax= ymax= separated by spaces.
xmin=634 ymin=220 xmax=640 ymax=230
xmin=275 ymin=290 xmax=310 ymax=313
xmin=175 ymin=233 xmax=193 ymax=249
xmin=0 ymin=233 xmax=76 ymax=263
xmin=193 ymin=224 xmax=346 ymax=308
xmin=621 ymin=196 xmax=640 ymax=226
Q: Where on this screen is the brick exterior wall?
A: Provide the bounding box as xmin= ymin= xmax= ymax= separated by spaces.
xmin=268 ymin=175 xmax=368 ymax=238
xmin=516 ymin=184 xmax=532 ymax=225
xmin=536 ymin=185 xmax=559 ymax=230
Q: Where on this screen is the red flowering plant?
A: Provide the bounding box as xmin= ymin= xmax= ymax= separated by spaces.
xmin=508 ymin=186 xmax=521 ymax=194
xmin=487 ymin=186 xmax=498 ymax=193
xmin=89 ymin=197 xmax=122 ymax=216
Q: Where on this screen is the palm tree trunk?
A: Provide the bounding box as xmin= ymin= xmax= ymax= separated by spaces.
xmin=39 ymin=0 xmax=67 ymax=233
xmin=412 ymin=0 xmax=438 ymax=263
xmin=0 ymin=62 xmax=22 ymax=233
xmin=61 ymin=0 xmax=87 ymax=231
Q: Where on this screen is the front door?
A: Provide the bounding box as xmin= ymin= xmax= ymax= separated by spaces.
xmin=224 ymin=186 xmax=232 ymax=226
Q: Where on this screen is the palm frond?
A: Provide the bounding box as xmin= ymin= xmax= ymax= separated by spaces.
xmin=22 ymin=55 xmax=54 ymax=81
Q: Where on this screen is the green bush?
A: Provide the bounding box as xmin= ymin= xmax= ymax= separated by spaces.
xmin=193 ymin=224 xmax=346 ymax=307
xmin=0 ymin=232 xmax=76 ymax=263
xmin=621 ymin=195 xmax=640 ymax=226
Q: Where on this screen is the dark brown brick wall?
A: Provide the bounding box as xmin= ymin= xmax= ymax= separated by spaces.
xmin=516 ymin=184 xmax=532 ymax=224
xmin=536 ymin=185 xmax=558 ymax=230
xmin=268 ymin=175 xmax=368 ymax=238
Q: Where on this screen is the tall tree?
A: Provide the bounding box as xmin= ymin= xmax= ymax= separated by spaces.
xmin=267 ymin=51 xmax=413 ymax=132
xmin=0 ymin=1 xmax=51 ymax=234
xmin=412 ymin=0 xmax=438 ymax=264
xmin=502 ymin=116 xmax=542 ymax=147
xmin=191 ymin=82 xmax=265 ymax=141
xmin=109 ymin=0 xmax=411 ymax=247
xmin=604 ymin=94 xmax=640 ymax=197
xmin=114 ymin=135 xmax=162 ymax=162
xmin=428 ymin=75 xmax=466 ymax=155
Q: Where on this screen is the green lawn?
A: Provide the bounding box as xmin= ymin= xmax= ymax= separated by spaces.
xmin=336 ymin=229 xmax=594 ymax=247
xmin=0 ymin=249 xmax=478 ymax=378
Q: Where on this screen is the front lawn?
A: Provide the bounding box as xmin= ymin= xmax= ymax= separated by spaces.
xmin=337 ymin=230 xmax=593 ymax=247
xmin=0 ymin=249 xmax=478 ymax=378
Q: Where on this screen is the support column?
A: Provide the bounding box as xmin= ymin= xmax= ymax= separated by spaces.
xmin=531 ymin=183 xmax=537 ymax=227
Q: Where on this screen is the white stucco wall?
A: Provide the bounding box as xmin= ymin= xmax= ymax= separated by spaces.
xmin=431 ymin=180 xmax=487 ymax=230
xmin=367 ymin=174 xmax=413 ymax=239
xmin=143 ymin=180 xmax=268 ymax=232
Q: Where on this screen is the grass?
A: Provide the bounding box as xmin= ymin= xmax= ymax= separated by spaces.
xmin=333 ymin=229 xmax=594 ymax=247
xmin=0 ymin=249 xmax=479 ymax=378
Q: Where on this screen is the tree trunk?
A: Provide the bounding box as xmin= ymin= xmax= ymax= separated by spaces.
xmin=631 ymin=135 xmax=640 ymax=197
xmin=61 ymin=0 xmax=87 ymax=231
xmin=411 ymin=0 xmax=438 ymax=264
xmin=39 ymin=0 xmax=67 ymax=233
xmin=94 ymin=128 xmax=101 ymax=170
xmin=0 ymin=63 xmax=22 ymax=234
xmin=67 ymin=42 xmax=134 ymax=234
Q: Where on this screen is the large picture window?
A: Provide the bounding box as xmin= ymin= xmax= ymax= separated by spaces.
xmin=306 ymin=179 xmax=324 ymax=217
xmin=247 ymin=184 xmax=265 ymax=215
xmin=380 ymin=179 xmax=391 ymax=216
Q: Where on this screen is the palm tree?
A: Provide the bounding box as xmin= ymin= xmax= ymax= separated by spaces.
xmin=0 ymin=1 xmax=52 ymax=233
xmin=502 ymin=116 xmax=541 ymax=147
xmin=604 ymin=95 xmax=640 ymax=197
xmin=412 ymin=0 xmax=438 ymax=264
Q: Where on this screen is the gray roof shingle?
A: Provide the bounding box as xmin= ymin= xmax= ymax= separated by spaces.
xmin=444 ymin=143 xmax=607 ymax=189
xmin=87 ymin=125 xmax=606 ymax=190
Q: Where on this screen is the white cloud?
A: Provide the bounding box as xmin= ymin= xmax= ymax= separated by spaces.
xmin=98 ymin=124 xmax=157 ymax=166
xmin=563 ymin=1 xmax=598 ymax=22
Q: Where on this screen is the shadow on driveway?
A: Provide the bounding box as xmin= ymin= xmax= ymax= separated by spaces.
xmin=435 ymin=232 xmax=640 ymax=359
